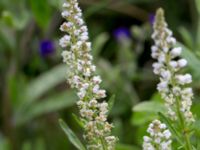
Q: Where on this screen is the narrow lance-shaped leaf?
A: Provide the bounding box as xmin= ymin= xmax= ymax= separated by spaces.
xmin=108 ymin=95 xmax=116 ymax=114
xmin=59 ymin=119 xmax=86 ymax=150
xmin=15 ymin=91 xmax=76 ymax=126
xmin=72 ymin=113 xmax=85 ymax=128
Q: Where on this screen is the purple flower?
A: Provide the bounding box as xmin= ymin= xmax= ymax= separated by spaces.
xmin=113 ymin=27 xmax=131 ymax=41
xmin=149 ymin=13 xmax=155 ymax=25
xmin=39 ymin=40 xmax=55 ymax=57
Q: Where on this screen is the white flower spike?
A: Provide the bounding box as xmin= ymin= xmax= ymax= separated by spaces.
xmin=151 ymin=8 xmax=194 ymax=123
xmin=143 ymin=120 xmax=172 ymax=150
xmin=60 ymin=0 xmax=117 ymax=149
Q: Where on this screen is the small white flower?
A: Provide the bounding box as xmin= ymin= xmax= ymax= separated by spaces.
xmin=80 ymin=35 xmax=89 ymax=41
xmin=160 ymin=123 xmax=166 ymax=129
xmin=143 ymin=136 xmax=151 ymax=142
xmin=167 ymin=37 xmax=176 ymax=45
xmin=161 ymin=70 xmax=171 ymax=80
xmin=157 ymin=81 xmax=168 ymax=92
xmin=152 ymin=62 xmax=163 ymax=74
xmin=97 ymin=90 xmax=106 ymax=98
xmin=84 ymin=68 xmax=91 ymax=77
xmin=61 ymin=11 xmax=70 ymax=18
xmin=60 ymin=0 xmax=116 ymax=148
xmin=177 ymin=59 xmax=187 ymax=68
xmin=60 ymin=22 xmax=73 ymax=31
xmin=143 ymin=120 xmax=171 ymax=150
xmin=92 ymin=76 xmax=102 ymax=84
xmin=59 ymin=35 xmax=71 ymax=47
xmin=169 ymin=61 xmax=178 ymax=68
xmin=151 ymin=46 xmax=158 ymax=52
xmin=158 ymin=52 xmax=166 ymax=62
xmin=63 ymin=2 xmax=70 ymax=8
xmin=170 ymin=47 xmax=182 ymax=58
xmin=93 ymin=85 xmax=100 ymax=94
xmin=163 ymin=130 xmax=171 ymax=139
xmin=176 ymin=74 xmax=192 ymax=85
xmin=77 ymin=89 xmax=86 ymax=99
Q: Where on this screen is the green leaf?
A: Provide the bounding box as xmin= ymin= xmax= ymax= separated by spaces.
xmin=0 ymin=136 xmax=10 ymax=150
xmin=133 ymin=101 xmax=166 ymax=113
xmin=92 ymin=33 xmax=109 ymax=59
xmin=84 ymin=0 xmax=109 ymax=19
xmin=195 ymin=0 xmax=200 ymax=15
xmin=132 ymin=101 xmax=166 ymax=125
xmin=108 ymin=95 xmax=116 ymax=113
xmin=19 ymin=64 xmax=67 ymax=109
xmin=158 ymin=112 xmax=183 ymax=144
xmin=59 ymin=119 xmax=86 ymax=150
xmin=178 ymin=27 xmax=194 ymax=49
xmin=30 ymin=0 xmax=51 ymax=29
xmin=131 ymin=111 xmax=156 ymax=126
xmin=72 ymin=113 xmax=85 ymax=128
xmin=49 ymin=0 xmax=65 ymax=9
xmin=177 ymin=43 xmax=200 ymax=79
xmin=15 ymin=91 xmax=76 ymax=126
xmin=116 ymin=143 xmax=140 ymax=150
xmin=196 ymin=19 xmax=200 ymax=51
xmin=22 ymin=142 xmax=31 ymax=150
xmin=0 ymin=22 xmax=16 ymax=51
xmin=1 ymin=10 xmax=30 ymax=30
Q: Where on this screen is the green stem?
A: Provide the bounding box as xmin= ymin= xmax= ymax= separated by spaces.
xmin=166 ymin=53 xmax=193 ymax=150
xmin=100 ymin=137 xmax=107 ymax=150
xmin=184 ymin=132 xmax=192 ymax=150
xmin=175 ymin=97 xmax=192 ymax=150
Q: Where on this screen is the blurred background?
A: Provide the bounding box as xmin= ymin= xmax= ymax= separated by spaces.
xmin=1 ymin=0 xmax=200 ymax=149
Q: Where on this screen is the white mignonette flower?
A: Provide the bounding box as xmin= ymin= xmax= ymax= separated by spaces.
xmin=61 ymin=11 xmax=70 ymax=18
xmin=170 ymin=47 xmax=182 ymax=58
xmin=177 ymin=59 xmax=187 ymax=68
xmin=59 ymin=0 xmax=117 ymax=149
xmin=176 ymin=74 xmax=192 ymax=85
xmin=151 ymin=8 xmax=194 ymax=123
xmin=143 ymin=120 xmax=172 ymax=150
xmin=59 ymin=35 xmax=71 ymax=47
xmin=157 ymin=81 xmax=168 ymax=92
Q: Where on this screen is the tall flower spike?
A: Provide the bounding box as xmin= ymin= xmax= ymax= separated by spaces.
xmin=60 ymin=0 xmax=117 ymax=149
xmin=143 ymin=120 xmax=172 ymax=150
xmin=151 ymin=8 xmax=194 ymax=124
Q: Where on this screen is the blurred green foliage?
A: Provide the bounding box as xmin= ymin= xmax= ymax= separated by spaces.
xmin=1 ymin=0 xmax=200 ymax=149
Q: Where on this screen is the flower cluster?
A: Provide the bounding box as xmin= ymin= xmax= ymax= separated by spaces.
xmin=151 ymin=8 xmax=194 ymax=123
xmin=60 ymin=0 xmax=117 ymax=149
xmin=143 ymin=120 xmax=172 ymax=150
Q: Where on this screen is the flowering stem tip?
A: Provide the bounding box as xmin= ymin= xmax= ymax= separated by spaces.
xmin=59 ymin=0 xmax=117 ymax=149
xmin=150 ymin=7 xmax=194 ymax=150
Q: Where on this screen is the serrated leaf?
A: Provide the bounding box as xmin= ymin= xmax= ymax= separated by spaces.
xmin=59 ymin=119 xmax=86 ymax=150
xmin=16 ymin=91 xmax=76 ymax=126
